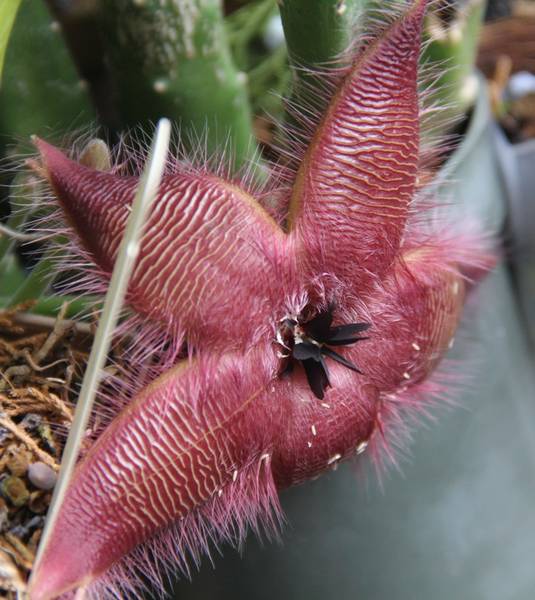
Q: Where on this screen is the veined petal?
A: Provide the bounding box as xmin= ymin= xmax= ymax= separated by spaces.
xmin=30 ymin=348 xmax=277 ymax=600
xmin=272 ymin=364 xmax=378 ymax=487
xmin=29 ymin=344 xmax=378 ymax=599
xmin=288 ymin=0 xmax=426 ymax=287
xmin=348 ymin=246 xmax=466 ymax=393
xmin=33 ymin=140 xmax=289 ymax=348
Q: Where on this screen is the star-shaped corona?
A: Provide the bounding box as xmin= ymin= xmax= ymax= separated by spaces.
xmin=28 ymin=1 xmax=492 ymax=598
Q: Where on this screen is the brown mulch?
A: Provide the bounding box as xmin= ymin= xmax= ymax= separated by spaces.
xmin=0 ymin=303 xmax=91 ymax=597
xmin=478 ymin=16 xmax=535 ymax=78
xmin=477 ymin=13 xmax=535 ymax=143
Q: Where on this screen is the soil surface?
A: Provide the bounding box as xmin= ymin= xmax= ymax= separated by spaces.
xmin=0 ymin=303 xmax=91 ymax=596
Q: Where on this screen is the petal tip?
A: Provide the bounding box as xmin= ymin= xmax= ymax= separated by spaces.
xmin=27 ymin=137 xmax=77 ymax=191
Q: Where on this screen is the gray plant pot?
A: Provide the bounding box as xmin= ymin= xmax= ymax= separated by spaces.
xmin=171 ymin=81 xmax=535 ymax=600
xmin=494 ymin=127 xmax=535 ymax=349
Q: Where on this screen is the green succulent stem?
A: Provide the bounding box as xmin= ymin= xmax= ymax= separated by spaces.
xmin=99 ymin=0 xmax=259 ymax=170
xmin=0 ymin=0 xmax=93 ymax=143
xmin=422 ymin=0 xmax=487 ymax=126
xmin=7 ymin=247 xmax=59 ymax=307
xmin=226 ymin=0 xmax=278 ymax=72
xmin=0 ymin=173 xmax=38 ymax=265
xmin=278 ymin=0 xmax=364 ymax=111
xmin=0 ymin=255 xmax=25 ymax=307
xmin=0 ymin=294 xmax=96 ymax=319
xmin=0 ymin=2 xmax=94 ymax=314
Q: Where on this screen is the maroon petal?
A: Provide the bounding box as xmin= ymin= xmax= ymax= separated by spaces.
xmin=30 ymin=345 xmax=378 ymax=599
xmin=33 ymin=140 xmax=289 ymax=349
xmin=348 ymin=247 xmax=467 ymax=393
xmin=288 ymin=0 xmax=426 ymax=288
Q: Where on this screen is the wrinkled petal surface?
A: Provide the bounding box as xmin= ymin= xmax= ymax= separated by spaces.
xmin=30 ymin=345 xmax=378 ymax=599
xmin=288 ymin=0 xmax=425 ymax=287
xmin=36 ymin=140 xmax=291 ymax=349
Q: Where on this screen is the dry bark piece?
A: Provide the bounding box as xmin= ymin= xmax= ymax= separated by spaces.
xmin=5 ymin=445 xmax=30 ymax=477
xmin=0 ymin=548 xmax=26 ymax=593
xmin=1 ymin=477 xmax=29 ymax=508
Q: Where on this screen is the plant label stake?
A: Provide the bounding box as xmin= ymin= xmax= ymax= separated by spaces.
xmin=31 ymin=118 xmax=171 ymax=579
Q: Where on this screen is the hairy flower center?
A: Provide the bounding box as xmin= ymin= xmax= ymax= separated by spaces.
xmin=276 ymin=306 xmax=370 ymax=400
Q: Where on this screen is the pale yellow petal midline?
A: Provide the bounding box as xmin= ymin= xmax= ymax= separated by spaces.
xmin=216 ymin=176 xmax=287 ymax=237
xmin=84 ymin=356 xmax=271 ymax=517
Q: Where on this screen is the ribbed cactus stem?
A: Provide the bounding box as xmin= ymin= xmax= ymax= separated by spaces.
xmin=423 ymin=0 xmax=487 ymax=126
xmin=278 ymin=0 xmax=365 ymax=111
xmin=99 ymin=0 xmax=259 ymax=169
xmin=0 ymin=0 xmax=93 ymax=141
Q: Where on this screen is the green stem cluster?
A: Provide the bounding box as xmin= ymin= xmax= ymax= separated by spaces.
xmin=98 ymin=0 xmax=259 ymax=169
xmin=422 ymin=0 xmax=487 ymax=128
xmin=279 ymin=0 xmax=365 ymax=111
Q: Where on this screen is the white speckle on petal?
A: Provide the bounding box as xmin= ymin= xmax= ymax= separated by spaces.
xmin=356 ymin=440 xmax=368 ymax=455
xmin=328 ymin=453 xmax=342 ymax=465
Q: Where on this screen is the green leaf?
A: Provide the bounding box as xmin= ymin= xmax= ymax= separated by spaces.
xmin=0 ymin=0 xmax=93 ymax=143
xmin=99 ymin=0 xmax=259 ymax=170
xmin=0 ymin=253 xmax=25 ymax=306
xmin=0 ymin=0 xmax=22 ymax=88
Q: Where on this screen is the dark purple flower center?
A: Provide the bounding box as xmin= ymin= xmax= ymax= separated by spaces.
xmin=277 ymin=306 xmax=370 ymax=399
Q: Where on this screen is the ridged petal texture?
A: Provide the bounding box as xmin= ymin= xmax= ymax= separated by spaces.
xmin=288 ymin=1 xmax=424 ymax=286
xmin=27 ymin=1 xmax=491 ymax=597
xmin=30 ymin=250 xmax=469 ymax=599
xmin=30 ymin=346 xmax=379 ymax=599
xmin=36 ymin=139 xmax=288 ymax=349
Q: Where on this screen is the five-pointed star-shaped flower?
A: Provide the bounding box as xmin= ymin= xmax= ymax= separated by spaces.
xmin=29 ymin=2 xmax=490 ymax=599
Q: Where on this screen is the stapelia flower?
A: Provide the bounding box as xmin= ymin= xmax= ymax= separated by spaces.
xmin=28 ymin=1 xmax=491 ymax=598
